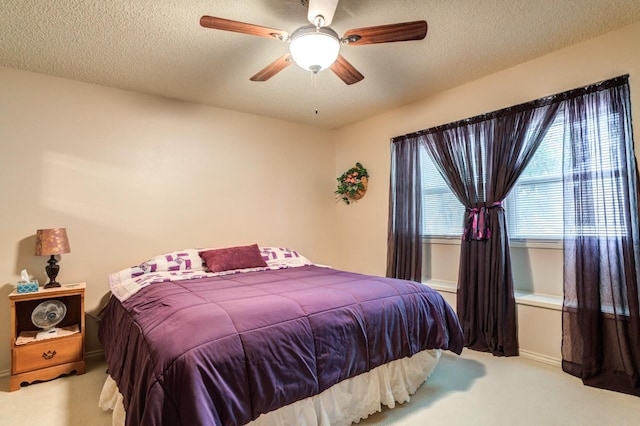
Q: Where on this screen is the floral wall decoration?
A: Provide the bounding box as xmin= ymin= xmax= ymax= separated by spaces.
xmin=335 ymin=162 xmax=369 ymax=205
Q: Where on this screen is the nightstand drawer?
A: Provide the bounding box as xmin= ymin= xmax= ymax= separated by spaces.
xmin=13 ymin=334 xmax=83 ymax=373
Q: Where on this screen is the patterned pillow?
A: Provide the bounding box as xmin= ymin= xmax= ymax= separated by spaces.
xmin=115 ymin=249 xmax=204 ymax=281
xmin=139 ymin=249 xmax=204 ymax=273
xmin=260 ymin=247 xmax=312 ymax=266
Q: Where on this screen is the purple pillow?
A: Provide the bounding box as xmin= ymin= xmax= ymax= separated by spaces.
xmin=200 ymin=244 xmax=268 ymax=273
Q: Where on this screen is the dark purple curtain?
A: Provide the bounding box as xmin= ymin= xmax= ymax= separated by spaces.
xmin=420 ymin=102 xmax=559 ymax=356
xmin=561 ymin=76 xmax=640 ymax=396
xmin=387 ymin=135 xmax=423 ymax=282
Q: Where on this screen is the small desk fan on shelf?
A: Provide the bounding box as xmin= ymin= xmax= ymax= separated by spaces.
xmin=31 ymin=300 xmax=67 ymax=340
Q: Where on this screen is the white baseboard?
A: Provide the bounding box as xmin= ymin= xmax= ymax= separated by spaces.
xmin=86 ymin=349 xmax=105 ymax=360
xmin=520 ymin=349 xmax=562 ymax=367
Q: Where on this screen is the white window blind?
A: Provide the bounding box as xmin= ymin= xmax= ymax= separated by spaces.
xmin=504 ymin=112 xmax=564 ymax=240
xmin=421 ymin=112 xmax=565 ymax=240
xmin=420 ymin=148 xmax=464 ymax=237
xmin=421 ymin=107 xmax=628 ymax=240
xmin=564 ymin=108 xmax=629 ymax=236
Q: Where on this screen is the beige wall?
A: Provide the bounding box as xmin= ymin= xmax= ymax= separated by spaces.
xmin=332 ymin=21 xmax=640 ymax=361
xmin=0 ymin=67 xmax=336 ymax=374
xmin=332 ymin=21 xmax=640 ymax=281
xmin=2 ymin=20 xmax=639 ymax=374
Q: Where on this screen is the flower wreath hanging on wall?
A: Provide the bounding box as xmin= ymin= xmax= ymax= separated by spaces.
xmin=335 ymin=162 xmax=369 ymax=205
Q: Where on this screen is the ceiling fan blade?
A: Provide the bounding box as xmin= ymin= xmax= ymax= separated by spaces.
xmin=330 ymin=55 xmax=364 ymax=85
xmin=200 ymin=16 xmax=288 ymax=40
xmin=307 ymin=0 xmax=339 ymax=26
xmin=250 ymin=54 xmax=293 ymax=81
xmin=342 ymin=20 xmax=427 ymax=45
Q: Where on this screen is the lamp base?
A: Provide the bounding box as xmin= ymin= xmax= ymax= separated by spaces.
xmin=44 ymin=255 xmax=61 ymax=288
xmin=44 ymin=281 xmax=62 ymax=289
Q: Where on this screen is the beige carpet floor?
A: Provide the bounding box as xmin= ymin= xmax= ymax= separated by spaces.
xmin=0 ymin=349 xmax=638 ymax=425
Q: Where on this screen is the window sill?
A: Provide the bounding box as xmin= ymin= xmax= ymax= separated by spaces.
xmin=510 ymin=239 xmax=563 ymax=250
xmin=423 ymin=237 xmax=563 ymax=250
xmin=424 ymin=279 xmax=562 ymax=311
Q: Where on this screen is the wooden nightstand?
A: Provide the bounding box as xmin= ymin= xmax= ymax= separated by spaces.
xmin=9 ymin=282 xmax=86 ymax=391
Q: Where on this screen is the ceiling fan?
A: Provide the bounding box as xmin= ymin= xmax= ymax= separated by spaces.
xmin=200 ymin=0 xmax=427 ymax=85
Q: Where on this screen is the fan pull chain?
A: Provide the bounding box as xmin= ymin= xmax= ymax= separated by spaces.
xmin=311 ymin=72 xmax=319 ymax=115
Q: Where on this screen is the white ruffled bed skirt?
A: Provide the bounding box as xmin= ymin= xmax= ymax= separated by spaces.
xmin=99 ymin=349 xmax=441 ymax=426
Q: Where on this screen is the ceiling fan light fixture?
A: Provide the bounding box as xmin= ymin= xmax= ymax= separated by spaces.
xmin=289 ymin=25 xmax=340 ymax=73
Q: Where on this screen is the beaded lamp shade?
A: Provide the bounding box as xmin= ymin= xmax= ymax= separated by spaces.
xmin=35 ymin=228 xmax=71 ymax=288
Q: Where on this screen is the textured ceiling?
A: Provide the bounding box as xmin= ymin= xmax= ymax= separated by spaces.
xmin=2 ymin=1 xmax=640 ymax=129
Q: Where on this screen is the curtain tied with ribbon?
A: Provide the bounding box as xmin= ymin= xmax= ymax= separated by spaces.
xmin=463 ymin=201 xmax=503 ymax=241
xmin=391 ymin=85 xmax=560 ymax=357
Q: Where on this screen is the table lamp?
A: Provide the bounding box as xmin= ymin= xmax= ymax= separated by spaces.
xmin=34 ymin=228 xmax=71 ymax=288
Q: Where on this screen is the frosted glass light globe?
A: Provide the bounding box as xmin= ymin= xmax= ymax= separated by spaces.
xmin=289 ymin=25 xmax=340 ymax=73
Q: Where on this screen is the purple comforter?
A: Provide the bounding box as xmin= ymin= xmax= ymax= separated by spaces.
xmin=99 ymin=265 xmax=463 ymax=426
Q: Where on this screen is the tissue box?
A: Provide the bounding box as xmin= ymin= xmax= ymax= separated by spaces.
xmin=17 ymin=281 xmax=40 ymax=293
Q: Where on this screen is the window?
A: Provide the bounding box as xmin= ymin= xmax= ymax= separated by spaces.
xmin=420 ymin=147 xmax=464 ymax=237
xmin=564 ymin=106 xmax=629 ymax=237
xmin=421 ymin=111 xmax=564 ymax=240
xmin=504 ymin=113 xmax=563 ymax=239
xmin=421 ymin=106 xmax=628 ymax=240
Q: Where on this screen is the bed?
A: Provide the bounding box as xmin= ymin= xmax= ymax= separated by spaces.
xmin=98 ymin=245 xmax=463 ymax=426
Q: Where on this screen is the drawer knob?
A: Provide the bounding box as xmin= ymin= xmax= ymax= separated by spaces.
xmin=42 ymin=350 xmax=57 ymax=360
